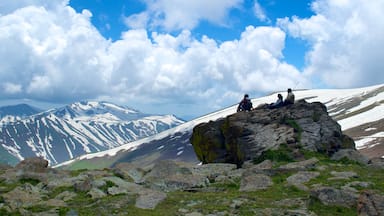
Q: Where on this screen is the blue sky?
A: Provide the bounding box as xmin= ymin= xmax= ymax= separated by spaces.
xmin=0 ymin=0 xmax=383 ymax=120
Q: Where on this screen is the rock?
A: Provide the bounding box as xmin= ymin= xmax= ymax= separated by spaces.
xmin=357 ymin=190 xmax=384 ymax=216
xmin=144 ymin=160 xmax=208 ymax=192
xmin=310 ymin=186 xmax=358 ymax=207
xmin=40 ymin=198 xmax=67 ymax=207
xmin=2 ymin=183 xmax=46 ymax=209
xmin=55 ymin=191 xmax=77 ymax=202
xmin=15 ymin=157 xmax=48 ymax=172
xmin=113 ymin=162 xmax=146 ymax=183
xmin=191 ymin=100 xmax=354 ymax=166
xmin=328 ymin=171 xmax=358 ymax=180
xmin=88 ymin=188 xmax=107 ymax=199
xmin=135 ymin=189 xmax=167 ymax=209
xmin=287 ymin=171 xmax=320 ymax=191
xmin=279 ymin=157 xmax=319 ymax=171
xmin=331 ymin=149 xmax=370 ymax=164
xmin=108 ymin=186 xmax=128 ymax=195
xmin=191 ymin=163 xmax=237 ymax=183
xmin=239 ymin=172 xmax=273 ymax=192
xmin=73 ymin=177 xmax=92 ymax=192
xmin=101 ymin=176 xmax=142 ymax=194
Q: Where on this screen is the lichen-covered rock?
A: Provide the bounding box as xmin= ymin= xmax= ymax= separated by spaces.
xmin=191 ymin=100 xmax=355 ymax=166
xmin=239 ymin=172 xmax=273 ymax=191
xmin=310 ymin=186 xmax=358 ymax=207
xmin=357 ymin=190 xmax=384 ymax=216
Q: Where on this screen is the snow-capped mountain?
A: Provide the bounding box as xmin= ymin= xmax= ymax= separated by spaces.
xmin=57 ymin=84 xmax=384 ymax=169
xmin=0 ymin=104 xmax=42 ymax=125
xmin=0 ymin=101 xmax=184 ymax=165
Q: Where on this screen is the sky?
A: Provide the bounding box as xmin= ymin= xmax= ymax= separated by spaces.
xmin=0 ymin=0 xmax=383 ymax=120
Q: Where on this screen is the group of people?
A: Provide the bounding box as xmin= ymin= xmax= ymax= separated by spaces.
xmin=237 ymin=88 xmax=295 ymax=112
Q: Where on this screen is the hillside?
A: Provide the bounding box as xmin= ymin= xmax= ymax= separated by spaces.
xmin=0 ymin=101 xmax=184 ymax=165
xmin=58 ymin=84 xmax=384 ymax=170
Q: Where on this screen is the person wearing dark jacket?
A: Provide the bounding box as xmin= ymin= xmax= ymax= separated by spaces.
xmin=284 ymin=88 xmax=295 ymax=105
xmin=237 ymin=94 xmax=253 ymax=112
xmin=269 ymin=93 xmax=283 ymax=109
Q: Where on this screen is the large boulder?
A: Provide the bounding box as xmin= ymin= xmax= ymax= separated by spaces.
xmin=190 ymin=100 xmax=355 ymax=166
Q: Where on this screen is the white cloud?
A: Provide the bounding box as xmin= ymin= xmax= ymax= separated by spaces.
xmin=253 ymin=0 xmax=270 ymax=23
xmin=0 ymin=0 xmax=309 ymax=117
xmin=125 ymin=0 xmax=242 ymax=31
xmin=278 ymin=0 xmax=384 ymax=88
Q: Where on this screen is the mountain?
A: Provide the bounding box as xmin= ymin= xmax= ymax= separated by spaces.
xmin=0 ymin=104 xmax=42 ymax=124
xmin=57 ymin=84 xmax=384 ymax=170
xmin=0 ymin=101 xmax=184 ymax=165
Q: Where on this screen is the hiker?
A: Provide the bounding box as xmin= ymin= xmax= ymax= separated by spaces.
xmin=237 ymin=94 xmax=253 ymax=112
xmin=268 ymin=93 xmax=283 ymax=109
xmin=284 ymin=88 xmax=295 ymax=105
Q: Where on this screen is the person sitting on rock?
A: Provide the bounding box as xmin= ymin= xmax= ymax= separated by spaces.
xmin=237 ymin=94 xmax=253 ymax=112
xmin=268 ymin=93 xmax=284 ymax=109
xmin=284 ymin=88 xmax=295 ymax=105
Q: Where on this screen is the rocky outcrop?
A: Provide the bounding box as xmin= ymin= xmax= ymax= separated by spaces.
xmin=191 ymin=100 xmax=355 ymax=166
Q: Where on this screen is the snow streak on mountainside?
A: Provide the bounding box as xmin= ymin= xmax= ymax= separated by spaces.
xmin=0 ymin=101 xmax=184 ymax=165
xmin=57 ymin=84 xmax=384 ymax=169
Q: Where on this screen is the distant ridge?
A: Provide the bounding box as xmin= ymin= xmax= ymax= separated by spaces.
xmin=0 ymin=101 xmax=184 ymax=165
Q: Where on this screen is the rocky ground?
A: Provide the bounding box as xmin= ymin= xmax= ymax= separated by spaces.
xmin=0 ymin=149 xmax=383 ymax=216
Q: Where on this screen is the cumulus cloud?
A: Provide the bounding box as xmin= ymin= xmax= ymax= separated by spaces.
xmin=125 ymin=0 xmax=242 ymax=31
xmin=0 ymin=0 xmax=309 ymax=118
xmin=278 ymin=0 xmax=384 ymax=88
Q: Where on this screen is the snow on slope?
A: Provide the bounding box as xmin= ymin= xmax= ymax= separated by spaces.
xmin=57 ymin=84 xmax=384 ymax=167
xmin=0 ymin=101 xmax=185 ymax=165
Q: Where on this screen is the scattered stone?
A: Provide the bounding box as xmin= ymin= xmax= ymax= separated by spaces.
xmin=328 ymin=171 xmax=358 ymax=180
xmin=250 ymin=159 xmax=274 ymax=170
xmin=135 ymin=189 xmax=167 ymax=209
xmin=357 ymin=190 xmax=384 ymax=216
xmin=15 ymin=157 xmax=48 ymax=172
xmin=287 ymin=171 xmax=320 ymax=191
xmin=331 ymin=149 xmax=370 ymax=164
xmin=113 ymin=162 xmax=146 ymax=183
xmin=107 ymin=186 xmax=128 ymax=195
xmin=279 ymin=157 xmax=319 ymax=171
xmin=239 ymin=173 xmax=273 ymax=191
xmin=310 ymin=186 xmax=358 ymax=207
xmin=73 ymin=177 xmax=92 ymax=192
xmin=272 ymin=198 xmax=308 ymax=208
xmin=185 ymin=212 xmax=204 ymax=216
xmin=2 ymin=183 xmax=45 ymax=209
xmin=55 ymin=191 xmax=77 ymax=202
xmin=88 ymin=188 xmax=106 ymax=199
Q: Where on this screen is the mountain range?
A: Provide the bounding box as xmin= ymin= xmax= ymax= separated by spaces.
xmin=57 ymin=84 xmax=384 ymax=170
xmin=0 ymin=101 xmax=184 ymax=165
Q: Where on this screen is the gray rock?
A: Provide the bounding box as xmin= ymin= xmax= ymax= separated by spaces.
xmin=107 ymin=186 xmax=128 ymax=195
xmin=331 ymin=149 xmax=370 ymax=164
xmin=310 ymin=186 xmax=358 ymax=207
xmin=144 ymin=160 xmax=208 ymax=192
xmin=101 ymin=176 xmax=142 ymax=194
xmin=191 ymin=100 xmax=355 ymax=166
xmin=135 ymin=189 xmax=167 ymax=209
xmin=88 ymin=188 xmax=106 ymax=199
xmin=239 ymin=173 xmax=273 ymax=192
xmin=55 ymin=191 xmax=77 ymax=202
xmin=15 ymin=157 xmax=48 ymax=172
xmin=287 ymin=171 xmax=320 ymax=191
xmin=2 ymin=183 xmax=46 ymax=209
xmin=357 ymin=190 xmax=384 ymax=216
xmin=113 ymin=162 xmax=146 ymax=183
xmin=279 ymin=157 xmax=319 ymax=171
xmin=328 ymin=171 xmax=358 ymax=180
